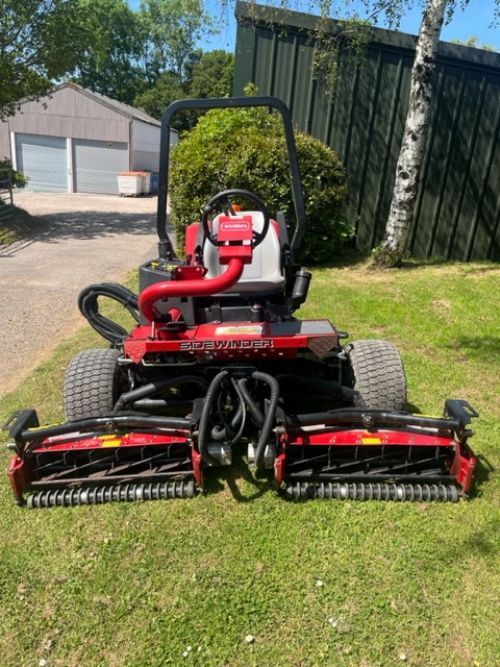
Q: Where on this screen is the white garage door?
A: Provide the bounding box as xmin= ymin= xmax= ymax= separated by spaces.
xmin=73 ymin=139 xmax=128 ymax=194
xmin=16 ymin=134 xmax=68 ymax=192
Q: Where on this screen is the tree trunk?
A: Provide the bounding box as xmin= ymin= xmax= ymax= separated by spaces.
xmin=372 ymin=0 xmax=448 ymax=268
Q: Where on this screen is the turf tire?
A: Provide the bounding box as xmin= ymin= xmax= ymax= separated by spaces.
xmin=63 ymin=348 xmax=125 ymax=421
xmin=346 ymin=339 xmax=407 ymax=411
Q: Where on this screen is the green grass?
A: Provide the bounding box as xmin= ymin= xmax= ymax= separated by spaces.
xmin=0 ymin=205 xmax=43 ymax=245
xmin=1 ymin=261 xmax=499 ymax=667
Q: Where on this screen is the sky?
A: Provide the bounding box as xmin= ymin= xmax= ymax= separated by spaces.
xmin=129 ymin=1 xmax=500 ymax=52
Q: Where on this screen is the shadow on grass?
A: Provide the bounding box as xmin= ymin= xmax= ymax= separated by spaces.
xmin=310 ymin=248 xmax=371 ymax=270
xmin=203 ymin=451 xmax=273 ymax=503
xmin=398 ymin=258 xmax=500 ymax=272
xmin=446 ymin=336 xmax=500 ymax=364
xmin=311 ymin=252 xmax=500 ymax=274
xmin=467 ymin=454 xmax=495 ymax=503
xmin=0 ymin=206 xmax=46 ymax=247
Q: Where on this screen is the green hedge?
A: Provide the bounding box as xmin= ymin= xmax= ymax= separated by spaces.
xmin=169 ymin=107 xmax=351 ymax=264
xmin=0 ymin=159 xmax=27 ymax=188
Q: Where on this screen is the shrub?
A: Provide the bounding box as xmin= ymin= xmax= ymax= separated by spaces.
xmin=0 ymin=159 xmax=27 ymax=188
xmin=169 ymin=107 xmax=351 ymax=264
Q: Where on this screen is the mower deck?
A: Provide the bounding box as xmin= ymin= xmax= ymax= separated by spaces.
xmin=7 ymin=399 xmax=477 ymax=508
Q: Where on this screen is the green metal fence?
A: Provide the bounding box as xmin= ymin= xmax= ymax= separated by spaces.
xmin=234 ymin=2 xmax=500 ymax=261
xmin=0 ymin=168 xmax=14 ymax=224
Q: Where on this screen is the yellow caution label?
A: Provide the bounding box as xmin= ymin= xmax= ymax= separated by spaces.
xmin=100 ymin=438 xmax=122 ymax=448
xmin=100 ymin=434 xmax=123 ymax=447
xmin=361 ymin=437 xmax=382 ymax=445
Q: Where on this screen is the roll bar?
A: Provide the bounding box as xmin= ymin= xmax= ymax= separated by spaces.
xmin=156 ymin=96 xmax=307 ymax=260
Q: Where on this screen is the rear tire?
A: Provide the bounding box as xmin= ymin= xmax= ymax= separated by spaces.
xmin=64 ymin=348 xmax=125 ymax=420
xmin=346 ymin=339 xmax=406 ymax=411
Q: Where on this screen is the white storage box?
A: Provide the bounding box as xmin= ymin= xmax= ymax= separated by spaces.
xmin=117 ymin=171 xmax=145 ymax=196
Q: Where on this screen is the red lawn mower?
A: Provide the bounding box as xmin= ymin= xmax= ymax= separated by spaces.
xmin=6 ymin=97 xmax=478 ymax=508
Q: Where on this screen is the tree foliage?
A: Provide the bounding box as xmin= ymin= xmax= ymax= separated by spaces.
xmin=134 ymin=71 xmax=187 ymax=127
xmin=134 ymin=50 xmax=234 ymax=129
xmin=450 ymin=36 xmax=498 ymax=52
xmin=73 ymin=0 xmax=147 ymax=105
xmin=170 ymin=106 xmax=351 ymax=263
xmin=0 ymin=0 xmax=233 ymax=120
xmin=140 ymin=0 xmax=212 ymax=80
xmin=0 ymin=0 xmax=92 ymax=119
xmin=190 ymin=50 xmax=234 ymax=98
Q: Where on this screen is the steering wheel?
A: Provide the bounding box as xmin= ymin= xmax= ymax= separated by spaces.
xmin=201 ymin=189 xmax=270 ymax=247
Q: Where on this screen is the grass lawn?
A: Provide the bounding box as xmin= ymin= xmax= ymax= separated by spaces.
xmin=0 ymin=205 xmax=42 ymax=245
xmin=0 ymin=261 xmax=498 ymax=667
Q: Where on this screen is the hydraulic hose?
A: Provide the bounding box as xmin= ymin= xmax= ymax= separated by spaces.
xmin=139 ymin=257 xmax=245 ymax=322
xmin=227 ymin=379 xmax=247 ymax=444
xmin=113 ymin=375 xmax=209 ymax=413
xmin=237 ymin=378 xmax=264 ymax=426
xmin=78 ymin=283 xmax=139 ymax=345
xmin=252 ymin=371 xmax=280 ymax=470
xmin=211 ymin=397 xmax=245 ymax=441
xmin=198 ymin=370 xmax=229 ymax=464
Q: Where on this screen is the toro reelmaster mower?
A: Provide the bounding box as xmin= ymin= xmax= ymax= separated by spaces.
xmin=6 ymin=97 xmax=478 ymax=508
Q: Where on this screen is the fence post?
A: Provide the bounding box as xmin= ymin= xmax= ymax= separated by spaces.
xmin=0 ymin=167 xmax=14 ymax=223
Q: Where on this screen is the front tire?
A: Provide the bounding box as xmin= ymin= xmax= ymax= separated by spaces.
xmin=346 ymin=339 xmax=407 ymax=411
xmin=63 ymin=348 xmax=125 ymax=420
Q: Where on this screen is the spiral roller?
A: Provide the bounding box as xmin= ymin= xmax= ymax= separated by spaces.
xmin=284 ymin=482 xmax=460 ymax=502
xmin=26 ymin=480 xmax=196 ymax=508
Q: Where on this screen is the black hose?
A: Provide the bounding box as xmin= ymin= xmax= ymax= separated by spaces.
xmin=211 ymin=378 xmax=247 ymax=444
xmin=211 ymin=391 xmax=245 ymax=441
xmin=237 ymin=378 xmax=265 ymax=426
xmin=227 ymin=379 xmax=247 ymax=444
xmin=78 ymin=283 xmax=139 ymax=345
xmin=252 ymin=371 xmax=280 ymax=470
xmin=113 ymin=375 xmax=208 ymax=413
xmin=198 ymin=370 xmax=229 ymax=464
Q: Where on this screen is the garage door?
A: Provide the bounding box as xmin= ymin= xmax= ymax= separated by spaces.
xmin=73 ymin=140 xmax=128 ymax=194
xmin=15 ymin=134 xmax=68 ymax=192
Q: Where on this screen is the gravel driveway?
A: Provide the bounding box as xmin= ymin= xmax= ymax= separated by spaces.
xmin=0 ymin=191 xmax=165 ymax=396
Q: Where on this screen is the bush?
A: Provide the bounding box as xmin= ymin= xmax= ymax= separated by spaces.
xmin=169 ymin=107 xmax=351 ymax=264
xmin=0 ymin=159 xmax=27 ymax=188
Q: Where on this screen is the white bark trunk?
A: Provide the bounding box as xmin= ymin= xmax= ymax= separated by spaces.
xmin=378 ymin=0 xmax=448 ymax=264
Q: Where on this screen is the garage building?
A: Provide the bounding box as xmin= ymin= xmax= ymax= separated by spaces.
xmin=0 ymin=83 xmax=177 ymax=195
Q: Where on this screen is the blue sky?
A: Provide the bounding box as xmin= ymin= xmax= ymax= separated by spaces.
xmin=129 ymin=1 xmax=500 ymax=52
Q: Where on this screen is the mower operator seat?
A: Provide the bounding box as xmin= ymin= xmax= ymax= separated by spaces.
xmin=203 ymin=211 xmax=285 ymax=294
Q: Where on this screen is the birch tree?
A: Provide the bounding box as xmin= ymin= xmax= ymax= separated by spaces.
xmin=372 ymin=0 xmax=448 ymax=268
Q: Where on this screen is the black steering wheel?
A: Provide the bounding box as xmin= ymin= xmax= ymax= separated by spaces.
xmin=201 ymin=189 xmax=270 ymax=247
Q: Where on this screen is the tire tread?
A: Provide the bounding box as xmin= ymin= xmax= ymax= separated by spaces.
xmin=347 ymin=339 xmax=406 ymax=411
xmin=63 ymin=348 xmax=122 ymax=420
